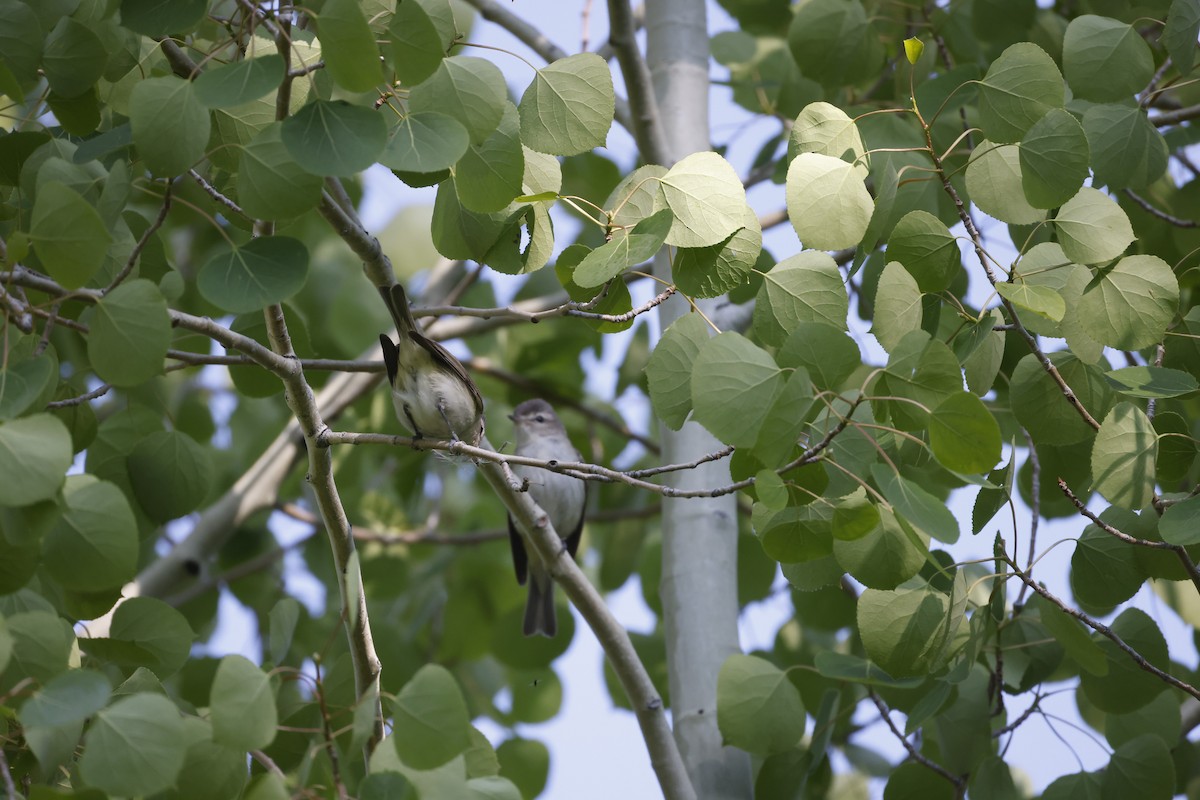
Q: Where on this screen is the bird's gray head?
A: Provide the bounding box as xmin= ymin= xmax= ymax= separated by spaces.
xmin=509 ymin=398 xmax=567 ymax=443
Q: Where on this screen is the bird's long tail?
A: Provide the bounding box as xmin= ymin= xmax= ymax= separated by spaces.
xmin=378 ymin=283 xmax=418 ymax=337
xmin=523 ymin=572 xmax=557 ymax=637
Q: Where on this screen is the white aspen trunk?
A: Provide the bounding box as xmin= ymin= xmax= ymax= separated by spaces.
xmin=646 ymin=1 xmax=754 ymax=796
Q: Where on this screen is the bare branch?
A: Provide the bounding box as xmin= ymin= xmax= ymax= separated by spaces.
xmin=1006 ymin=555 xmax=1200 ymax=703
xmin=607 ymin=0 xmax=669 ymax=164
xmin=869 ymin=691 xmax=966 ymax=795
xmin=189 ymin=169 xmax=246 ymax=218
xmin=1058 ymin=477 xmax=1200 ymax=597
xmin=107 ymin=182 xmax=174 ymax=293
xmin=1122 ymin=188 xmax=1198 ymax=228
xmin=922 ymin=122 xmax=1101 ymax=432
xmin=474 ymin=434 xmax=695 ymax=800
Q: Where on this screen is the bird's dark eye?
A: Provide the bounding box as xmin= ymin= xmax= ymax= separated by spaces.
xmin=535 ymin=415 xmax=544 ymax=423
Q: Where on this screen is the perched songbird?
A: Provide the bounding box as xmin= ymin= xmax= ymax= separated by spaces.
xmin=378 ymin=283 xmax=485 ymax=446
xmin=507 ymin=399 xmax=587 ymax=637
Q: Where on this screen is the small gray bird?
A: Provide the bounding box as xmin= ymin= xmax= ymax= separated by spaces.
xmin=378 ymin=283 xmax=484 ymax=446
xmin=507 ymin=399 xmax=587 ymax=637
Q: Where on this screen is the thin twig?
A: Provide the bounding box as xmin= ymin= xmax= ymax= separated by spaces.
xmin=923 ymin=120 xmax=1100 ymax=432
xmin=625 ymin=446 xmax=733 ymax=478
xmin=1123 ymin=188 xmax=1198 ymax=228
xmin=1147 ymin=343 xmax=1166 ymax=421
xmin=313 ymin=658 xmax=350 ymax=800
xmin=45 ymin=383 xmax=113 ymax=409
xmin=869 ymin=691 xmax=966 ymax=795
xmin=0 ymin=745 xmax=17 ymax=800
xmin=606 ymin=0 xmax=669 ymax=164
xmin=107 ymin=182 xmax=174 ymax=293
xmin=1058 ymin=478 xmax=1200 ymax=597
xmin=189 ymin=169 xmax=246 ymax=217
xmin=1006 ymin=556 xmax=1200 ymax=703
xmin=1014 ymin=429 xmax=1039 ymax=607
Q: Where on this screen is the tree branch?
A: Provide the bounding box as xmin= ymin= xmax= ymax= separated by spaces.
xmin=474 ymin=434 xmax=695 ymax=800
xmin=869 ymin=691 xmax=966 ymax=795
xmin=1005 ymin=556 xmax=1200 ymax=703
xmin=607 ymin=0 xmax=669 ymax=164
xmin=1058 ymin=478 xmax=1200 ymax=597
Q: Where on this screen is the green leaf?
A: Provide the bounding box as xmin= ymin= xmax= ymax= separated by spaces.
xmin=0 ymin=353 xmax=56 ymax=420
xmin=42 ymin=479 xmax=138 ymax=592
xmin=211 ymin=654 xmax=278 ymax=750
xmin=386 ymin=0 xmax=451 ymax=86
xmin=834 ymin=505 xmax=926 ymax=588
xmin=690 ymin=332 xmax=783 ymax=447
xmin=0 ymin=414 xmax=70 ymax=507
xmin=430 ymin=178 xmax=508 ymax=261
xmin=88 ymin=279 xmax=171 ymax=387
xmin=392 ymin=664 xmax=472 ymax=770
xmin=977 ymin=42 xmax=1065 ymax=143
xmin=1161 ymin=495 xmax=1200 ymax=545
xmin=1063 ymin=15 xmax=1154 ymax=103
xmin=197 ymin=237 xmax=310 ymax=313
xmin=871 ymin=261 xmax=922 ymax=353
xmin=1054 ymin=187 xmax=1134 ymax=265
xmin=380 ymin=112 xmax=470 ymax=173
xmin=128 ymin=430 xmax=215 ymax=523
xmin=1083 ymin=104 xmax=1168 ymax=190
xmin=455 ymin=105 xmax=524 ymax=213
xmin=647 ymin=312 xmax=709 ymax=430
xmin=0 ymin=1 xmax=42 ymax=85
xmin=238 ymin=122 xmax=325 ymax=220
xmin=785 ymin=152 xmax=872 ymax=250
xmin=519 ymin=53 xmax=613 ymax=156
xmin=19 ymin=668 xmax=111 ymax=773
xmin=1164 ymin=0 xmax=1200 ymax=76
xmin=119 ymin=0 xmax=207 ymax=37
xmin=716 ymin=654 xmax=806 ymax=754
xmin=193 ymin=55 xmax=286 ymax=108
xmin=789 ymin=101 xmax=868 ymax=179
xmin=1105 ymin=683 xmax=1181 ymax=751
xmin=857 ymin=586 xmax=952 ymax=677
xmin=1102 ymin=735 xmax=1173 ymax=800
xmin=876 ymin=332 xmax=962 ymax=431
xmin=30 ymin=181 xmax=112 ymax=289
xmin=1019 ymin=108 xmax=1089 ymax=208
xmin=653 ymin=151 xmax=747 ymax=248
xmin=1076 ymin=255 xmax=1178 ymax=350
xmin=777 ymin=323 xmax=861 ymax=391
xmin=495 ymin=739 xmax=548 ymax=799
xmin=129 ymin=76 xmax=211 ymax=176
xmin=280 ymin=100 xmax=387 ymax=176
xmin=79 ymin=597 xmax=194 ymax=678
xmin=995 ymin=281 xmax=1065 ymax=322
xmin=885 ymin=210 xmax=960 ymax=293
xmin=1091 ymin=402 xmax=1157 ymax=509
xmin=873 ymin=465 xmax=960 ymax=544
xmin=831 ymin=490 xmax=880 ymax=542
xmin=929 ymin=391 xmax=1002 ymax=475
xmin=574 ymin=210 xmax=672 ymax=288
xmin=79 ymin=693 xmax=186 ymax=796
xmin=317 ymin=0 xmax=383 ymax=92
xmin=1070 ymin=521 xmax=1145 ymax=608
xmin=755 ymin=502 xmax=832 ymax=563
xmin=1011 ymin=351 xmax=1113 ymax=446
xmin=672 ymin=208 xmax=761 ymax=298
xmin=42 ymin=18 xmax=106 ymax=99
xmin=1105 ymin=366 xmax=1197 ymax=399
xmin=965 ymin=141 xmax=1046 ymax=225
xmin=1030 ymin=594 xmax=1107 ymax=676
xmin=1081 ymin=608 xmax=1169 ymax=713
xmin=753 ymin=251 xmax=848 ymax=346
xmin=410 ymin=56 xmax=508 ymax=145
xmin=786 ymin=0 xmax=880 ymax=88
xmin=812 ymin=651 xmax=922 ymax=688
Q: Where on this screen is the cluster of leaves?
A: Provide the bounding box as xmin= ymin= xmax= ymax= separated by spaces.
xmin=2 ymin=0 xmax=1200 ymax=797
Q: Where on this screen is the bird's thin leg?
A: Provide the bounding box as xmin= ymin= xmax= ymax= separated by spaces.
xmin=436 ymin=398 xmax=461 ymax=444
